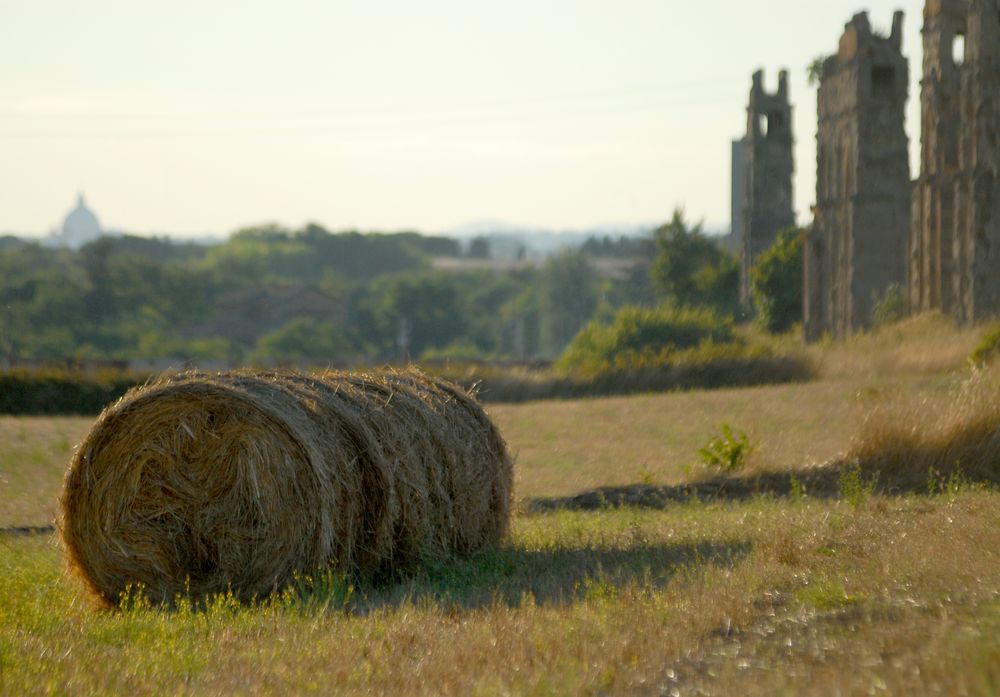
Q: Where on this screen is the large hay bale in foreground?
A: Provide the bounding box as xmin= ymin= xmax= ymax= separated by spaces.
xmin=60 ymin=369 xmax=512 ymax=605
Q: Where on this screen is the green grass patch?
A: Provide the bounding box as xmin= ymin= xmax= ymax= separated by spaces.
xmin=795 ymin=577 xmax=861 ymax=611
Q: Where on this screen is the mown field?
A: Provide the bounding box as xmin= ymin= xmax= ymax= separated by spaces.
xmin=2 ymin=315 xmax=1000 ymax=695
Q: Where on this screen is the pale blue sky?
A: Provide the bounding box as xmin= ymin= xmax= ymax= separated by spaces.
xmin=1 ymin=1 xmax=923 ymax=237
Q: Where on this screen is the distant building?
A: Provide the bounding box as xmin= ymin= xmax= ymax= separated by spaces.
xmin=50 ymin=193 xmax=103 ymax=248
xmin=739 ymin=69 xmax=795 ymax=304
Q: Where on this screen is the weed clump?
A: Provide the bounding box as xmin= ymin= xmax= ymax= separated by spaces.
xmin=698 ymin=423 xmax=751 ymax=474
xmin=838 ymin=461 xmax=878 ymax=508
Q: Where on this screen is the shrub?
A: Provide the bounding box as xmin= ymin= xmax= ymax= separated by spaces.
xmin=0 ymin=368 xmax=144 ymax=415
xmin=556 ymin=304 xmax=736 ymax=376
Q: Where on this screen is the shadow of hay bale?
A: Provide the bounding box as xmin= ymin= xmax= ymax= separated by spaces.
xmin=60 ymin=368 xmax=513 ymax=606
xmin=523 ymin=457 xmax=1000 ymax=513
xmin=346 ymin=540 xmax=752 ymax=612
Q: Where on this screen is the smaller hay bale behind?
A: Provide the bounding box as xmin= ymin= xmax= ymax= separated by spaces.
xmin=59 ymin=369 xmax=512 ymax=605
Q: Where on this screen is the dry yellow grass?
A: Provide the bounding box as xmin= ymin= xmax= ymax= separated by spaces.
xmin=803 ymin=311 xmax=982 ymax=380
xmin=4 ymin=492 xmax=999 ymax=695
xmin=0 ymin=416 xmax=91 ymax=528
xmin=491 ymin=378 xmax=888 ymax=499
xmin=849 ymin=363 xmax=1000 ymax=491
xmin=3 ymin=314 xmax=1000 ymax=694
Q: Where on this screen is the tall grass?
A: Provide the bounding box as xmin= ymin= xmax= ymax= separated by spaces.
xmin=804 ymin=312 xmax=982 ymax=380
xmin=849 ymin=365 xmax=1000 ymax=491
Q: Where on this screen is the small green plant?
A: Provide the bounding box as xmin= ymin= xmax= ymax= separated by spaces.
xmin=871 ymin=283 xmax=907 ymax=327
xmin=838 ymin=460 xmax=879 ymax=508
xmin=698 ymin=423 xmax=751 ymax=473
xmin=789 ymin=474 xmax=806 ymax=503
xmin=969 ymin=322 xmax=1000 ymax=366
xmin=796 ymin=577 xmax=860 ymax=611
xmin=927 ymin=465 xmax=974 ymax=497
xmin=281 ymin=567 xmax=354 ymax=614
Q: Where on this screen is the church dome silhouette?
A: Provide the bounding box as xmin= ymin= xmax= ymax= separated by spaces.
xmin=61 ymin=193 xmax=102 ymax=247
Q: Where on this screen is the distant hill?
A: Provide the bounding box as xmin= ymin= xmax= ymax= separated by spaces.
xmin=441 ymin=220 xmax=659 ymax=260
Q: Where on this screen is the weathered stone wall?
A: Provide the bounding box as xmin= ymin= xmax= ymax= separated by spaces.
xmin=954 ymin=0 xmax=1000 ymax=323
xmin=740 ymin=70 xmax=795 ymax=304
xmin=910 ymin=0 xmax=966 ymax=315
xmin=805 ymin=12 xmax=911 ymax=341
xmin=910 ymin=0 xmax=1000 ymax=324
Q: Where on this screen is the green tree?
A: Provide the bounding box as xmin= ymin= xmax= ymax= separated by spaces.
xmin=80 ymin=238 xmax=117 ymax=324
xmin=498 ymin=285 xmax=542 ymax=360
xmin=750 ymin=227 xmax=805 ymax=333
xmin=253 ymin=317 xmax=352 ymax=365
xmin=467 ymin=237 xmax=491 ymax=259
xmin=366 ymin=273 xmax=469 ymax=360
xmin=650 ymin=209 xmax=738 ymax=315
xmin=539 ymin=250 xmax=599 ymax=356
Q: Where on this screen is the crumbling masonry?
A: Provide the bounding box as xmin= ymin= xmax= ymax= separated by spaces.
xmin=804 ymin=12 xmax=911 ymax=341
xmin=739 ymin=70 xmax=795 ymax=304
xmin=911 ymin=0 xmax=1000 ymax=323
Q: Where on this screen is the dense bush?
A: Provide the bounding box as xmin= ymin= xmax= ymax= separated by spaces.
xmin=555 ymin=304 xmax=736 ymax=376
xmin=0 ymin=369 xmax=144 ymax=415
xmin=434 ymin=348 xmax=811 ymax=403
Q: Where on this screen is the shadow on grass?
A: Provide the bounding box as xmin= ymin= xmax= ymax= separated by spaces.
xmin=354 ymin=539 xmax=751 ymax=612
xmin=459 ymin=354 xmax=813 ymax=404
xmin=0 ymin=525 xmax=56 ymax=537
xmin=524 ymin=455 xmax=1000 ymax=513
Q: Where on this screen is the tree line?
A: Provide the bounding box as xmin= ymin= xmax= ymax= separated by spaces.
xmin=0 ymin=214 xmax=804 ymax=369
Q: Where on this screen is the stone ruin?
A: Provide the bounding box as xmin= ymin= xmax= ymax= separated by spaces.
xmin=739 ymin=70 xmax=795 ymax=304
xmin=804 ymin=11 xmax=911 ymax=341
xmin=799 ymin=1 xmax=1000 ymax=340
xmin=910 ymin=0 xmax=1000 ymax=324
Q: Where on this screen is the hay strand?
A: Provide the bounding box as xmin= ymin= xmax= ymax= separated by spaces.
xmin=59 ymin=368 xmax=512 ymax=605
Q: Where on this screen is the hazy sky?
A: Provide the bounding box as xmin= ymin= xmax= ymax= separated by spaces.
xmin=2 ymin=0 xmax=924 ymax=237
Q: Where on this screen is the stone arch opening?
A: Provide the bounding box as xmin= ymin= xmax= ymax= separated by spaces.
xmin=952 ymin=31 xmax=966 ymax=67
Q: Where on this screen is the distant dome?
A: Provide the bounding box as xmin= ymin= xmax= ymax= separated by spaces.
xmin=61 ymin=193 xmax=102 ymax=247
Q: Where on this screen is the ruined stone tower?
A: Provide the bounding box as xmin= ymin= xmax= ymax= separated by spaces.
xmin=910 ymin=0 xmax=967 ymax=315
xmin=804 ymin=11 xmax=911 ymax=341
xmin=739 ymin=69 xmax=795 ymax=304
xmin=953 ymin=0 xmax=1000 ymax=323
xmin=909 ymin=0 xmax=1000 ymax=324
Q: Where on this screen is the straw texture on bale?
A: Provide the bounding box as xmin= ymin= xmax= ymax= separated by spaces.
xmin=59 ymin=369 xmax=512 ymax=605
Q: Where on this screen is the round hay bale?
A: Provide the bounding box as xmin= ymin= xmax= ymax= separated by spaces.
xmin=59 ymin=368 xmax=512 ymax=605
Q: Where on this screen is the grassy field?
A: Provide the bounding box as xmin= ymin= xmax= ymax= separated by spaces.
xmin=2 ymin=314 xmax=1000 ymax=695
